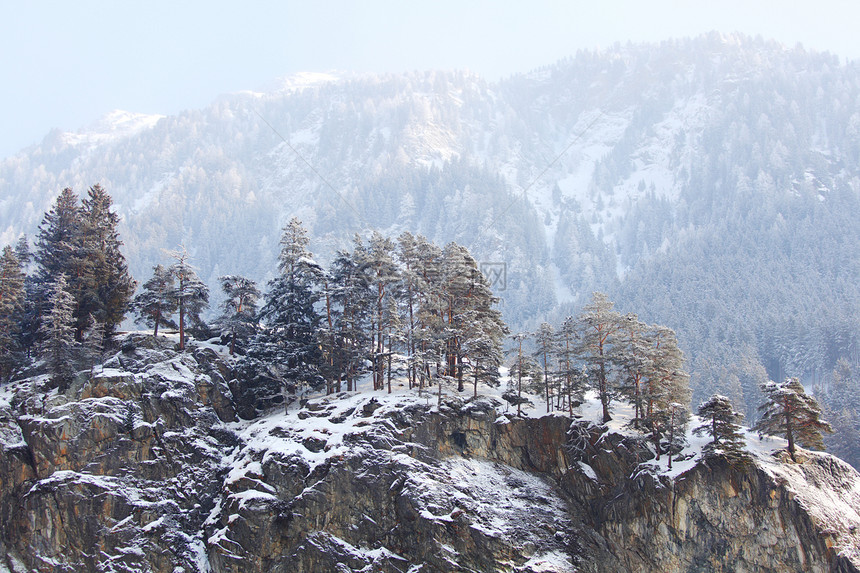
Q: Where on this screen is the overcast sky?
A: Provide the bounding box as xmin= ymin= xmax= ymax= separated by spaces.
xmin=2 ymin=0 xmax=858 ymax=158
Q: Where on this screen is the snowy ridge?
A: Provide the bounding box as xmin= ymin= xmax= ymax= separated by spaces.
xmin=62 ymin=110 xmax=164 ymax=147
xmin=218 ymin=362 xmax=860 ymax=555
xmin=753 ymin=441 xmax=860 ymax=563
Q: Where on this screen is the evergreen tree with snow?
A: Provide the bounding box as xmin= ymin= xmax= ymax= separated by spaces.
xmin=13 ymin=235 xmax=30 ymax=271
xmin=366 ymin=232 xmax=400 ymax=391
xmin=462 ymin=310 xmax=506 ymax=398
xmin=457 ymin=254 xmax=507 ymax=398
xmin=251 ymin=218 xmax=324 ymax=403
xmin=83 ymin=315 xmax=106 ymax=372
xmin=0 ymin=246 xmax=26 ymax=380
xmin=412 ymin=236 xmax=445 ymax=394
xmin=754 ymin=377 xmax=833 ymax=462
xmin=215 ymin=275 xmax=260 ymax=355
xmin=396 ymin=232 xmax=422 ymax=390
xmin=40 ymin=275 xmax=77 ymax=391
xmin=73 ymin=184 xmax=136 ymax=340
xmin=34 ymin=188 xmax=80 ymax=292
xmin=533 ymin=322 xmax=557 ymax=412
xmin=327 ymin=240 xmax=373 ymax=392
xmin=440 ymin=242 xmax=507 ymax=394
xmin=32 ymin=185 xmax=134 ymax=343
xmin=663 ymin=402 xmax=689 ymax=469
xmin=639 ymin=326 xmax=691 ymax=460
xmin=34 ymin=188 xmax=80 ymax=340
xmin=132 ymin=264 xmax=178 ymax=337
xmin=556 ymin=315 xmax=586 ymax=415
xmin=576 ymin=292 xmax=623 ymax=423
xmin=167 ymin=248 xmax=209 ymax=351
xmin=507 ymin=332 xmax=539 ymax=417
xmin=694 ymin=394 xmax=747 ymax=461
xmin=615 ymin=314 xmax=653 ymax=429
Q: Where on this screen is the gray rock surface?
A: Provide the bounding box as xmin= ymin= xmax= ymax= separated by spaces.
xmin=0 ymin=336 xmax=857 ymax=572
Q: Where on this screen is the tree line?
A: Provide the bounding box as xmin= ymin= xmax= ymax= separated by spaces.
xmin=0 ymin=185 xmax=135 ymax=388
xmin=1 ymin=186 xmax=835 ymax=467
xmin=504 ymin=293 xmax=833 ymax=466
xmin=197 ymin=218 xmax=510 ymax=416
xmin=511 ymin=292 xmax=692 ymax=462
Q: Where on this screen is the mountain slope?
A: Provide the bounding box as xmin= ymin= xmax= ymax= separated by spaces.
xmin=1 ymin=33 xmax=858 ymax=407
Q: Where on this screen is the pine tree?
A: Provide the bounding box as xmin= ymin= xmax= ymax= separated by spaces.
xmin=11 ymin=235 xmax=36 ymax=360
xmin=0 ymin=246 xmax=26 ymax=380
xmin=215 ymin=275 xmax=260 ymax=355
xmin=35 ymin=188 xmax=80 ymax=288
xmin=397 ymin=232 xmax=422 ymax=389
xmin=74 ymin=184 xmax=135 ymax=339
xmin=367 ymin=232 xmax=400 ymax=391
xmin=34 ymin=188 xmax=80 ymax=339
xmin=754 ymin=377 xmax=833 ymax=461
xmin=413 ymin=236 xmax=445 ymax=394
xmin=440 ymin=242 xmax=507 ymax=394
xmin=556 ymin=315 xmax=586 ymax=415
xmin=694 ymin=394 xmax=747 ymax=461
xmin=615 ymin=314 xmax=653 ymax=429
xmin=40 ymin=275 xmax=77 ymax=391
xmin=453 ymin=249 xmax=507 ymax=399
xmin=664 ymin=401 xmax=689 ymax=469
xmin=131 ymin=264 xmax=178 ymax=337
xmin=83 ymin=315 xmax=106 ymax=372
xmin=533 ymin=322 xmax=557 ymax=412
xmin=643 ymin=326 xmax=691 ymax=459
xmin=14 ymin=235 xmax=30 ymax=271
xmin=385 ymin=295 xmax=405 ymax=393
xmin=508 ymin=332 xmax=539 ymax=416
xmin=33 ymin=185 xmax=134 ymax=343
xmin=576 ymin=292 xmax=622 ymax=423
xmin=328 ymin=241 xmax=373 ymax=392
xmin=252 ymin=219 xmax=324 ymax=404
xmin=167 ymin=248 xmax=209 ymax=351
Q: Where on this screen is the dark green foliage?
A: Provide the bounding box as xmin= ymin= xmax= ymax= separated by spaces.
xmin=35 ymin=188 xmax=80 ymax=292
xmin=755 ymin=377 xmax=833 ymax=461
xmin=40 ymin=275 xmax=77 ymax=390
xmin=694 ymin=395 xmax=747 ymax=461
xmin=326 ymin=241 xmax=373 ymax=392
xmin=75 ymin=184 xmax=136 ymax=338
xmin=0 ymin=246 xmax=26 ymax=379
xmin=132 ymin=265 xmax=178 ymax=337
xmin=34 ymin=185 xmax=134 ymax=344
xmin=249 ymin=219 xmax=324 ymax=402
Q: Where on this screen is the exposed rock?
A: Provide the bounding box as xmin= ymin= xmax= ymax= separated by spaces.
xmin=0 ymin=338 xmax=858 ymax=572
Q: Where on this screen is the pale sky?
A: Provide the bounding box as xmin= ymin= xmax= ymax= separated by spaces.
xmin=2 ymin=0 xmax=858 ymax=158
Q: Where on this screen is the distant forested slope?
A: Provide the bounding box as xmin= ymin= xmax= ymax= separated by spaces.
xmin=1 ymin=33 xmax=858 ymax=416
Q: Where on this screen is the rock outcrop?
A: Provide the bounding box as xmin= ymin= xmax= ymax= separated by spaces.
xmin=0 ymin=336 xmax=858 ymax=572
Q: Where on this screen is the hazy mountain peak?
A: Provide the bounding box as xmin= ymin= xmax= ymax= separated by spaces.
xmin=61 ymin=109 xmax=165 ymax=147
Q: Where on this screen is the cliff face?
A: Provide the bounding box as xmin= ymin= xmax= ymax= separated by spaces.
xmin=0 ymin=337 xmax=858 ymax=572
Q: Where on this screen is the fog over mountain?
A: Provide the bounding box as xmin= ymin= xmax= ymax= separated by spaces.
xmin=1 ymin=32 xmax=858 ymax=411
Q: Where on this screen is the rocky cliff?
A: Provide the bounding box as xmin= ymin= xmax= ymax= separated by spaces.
xmin=0 ymin=336 xmax=858 ymax=572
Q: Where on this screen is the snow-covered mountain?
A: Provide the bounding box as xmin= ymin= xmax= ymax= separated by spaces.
xmin=1 ymin=33 xmax=858 ymax=408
